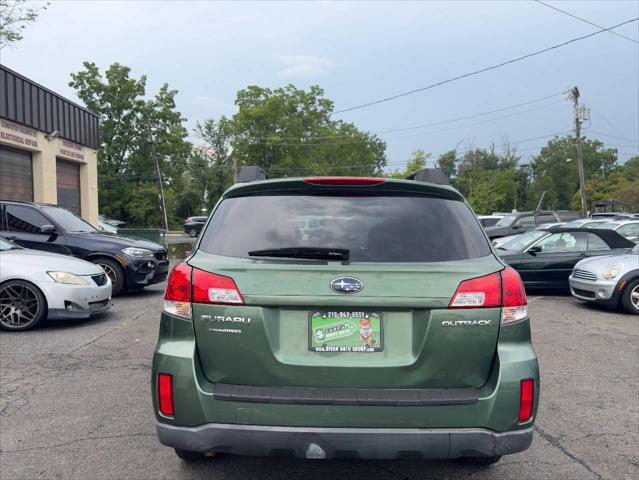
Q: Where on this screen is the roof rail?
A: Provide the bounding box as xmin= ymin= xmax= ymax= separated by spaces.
xmin=236 ymin=166 xmax=269 ymax=183
xmin=406 ymin=168 xmax=449 ymax=186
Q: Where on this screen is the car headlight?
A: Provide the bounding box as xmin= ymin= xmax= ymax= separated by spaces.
xmin=602 ymin=263 xmax=623 ymax=280
xmin=122 ymin=247 xmax=154 ymax=257
xmin=47 ymin=271 xmax=90 ymax=285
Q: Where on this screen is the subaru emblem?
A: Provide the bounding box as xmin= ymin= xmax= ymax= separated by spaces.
xmin=330 ymin=277 xmax=364 ymax=294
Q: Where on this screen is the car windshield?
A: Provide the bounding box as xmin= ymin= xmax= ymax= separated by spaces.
xmin=494 ymin=214 xmax=517 ymax=227
xmin=0 ymin=238 xmax=20 ymax=251
xmin=43 ymin=207 xmax=97 ymax=233
xmin=499 ymin=230 xmax=548 ymax=251
xmin=200 ymin=195 xmax=491 ymax=262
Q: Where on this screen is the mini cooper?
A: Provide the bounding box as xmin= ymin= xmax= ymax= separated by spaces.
xmin=152 ymin=176 xmax=539 ymax=465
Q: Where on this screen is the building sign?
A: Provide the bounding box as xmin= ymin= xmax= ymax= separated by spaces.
xmin=59 ymin=139 xmax=85 ymax=161
xmin=0 ymin=119 xmax=39 ymax=148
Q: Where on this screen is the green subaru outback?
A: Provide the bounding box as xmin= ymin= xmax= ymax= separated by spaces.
xmin=152 ymin=176 xmax=539 ymax=464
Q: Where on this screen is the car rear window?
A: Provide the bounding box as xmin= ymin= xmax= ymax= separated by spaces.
xmin=199 ymin=195 xmax=491 ymax=262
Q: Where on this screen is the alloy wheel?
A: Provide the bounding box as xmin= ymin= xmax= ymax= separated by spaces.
xmin=98 ymin=263 xmax=117 ymax=283
xmin=631 ymin=285 xmax=639 ymax=312
xmin=0 ymin=283 xmax=42 ymax=329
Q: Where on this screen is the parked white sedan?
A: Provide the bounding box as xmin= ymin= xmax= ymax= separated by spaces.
xmin=0 ymin=238 xmax=112 ymax=331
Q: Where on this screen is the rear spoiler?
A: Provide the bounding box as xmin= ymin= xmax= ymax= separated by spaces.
xmin=406 ymin=168 xmax=450 ymax=186
xmin=236 ymin=166 xmax=450 ymax=186
xmin=236 ymin=166 xmax=269 ymax=183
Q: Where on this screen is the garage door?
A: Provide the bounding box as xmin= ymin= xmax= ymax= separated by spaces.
xmin=0 ymin=146 xmax=33 ymax=201
xmin=56 ymin=159 xmax=81 ymax=215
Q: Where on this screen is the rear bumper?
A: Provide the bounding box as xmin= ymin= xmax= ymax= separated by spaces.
xmin=156 ymin=422 xmax=533 ymax=459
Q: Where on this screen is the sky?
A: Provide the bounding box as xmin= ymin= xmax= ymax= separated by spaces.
xmin=2 ymin=0 xmax=638 ymax=171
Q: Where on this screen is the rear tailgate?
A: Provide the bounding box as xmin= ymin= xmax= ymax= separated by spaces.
xmin=190 ymin=254 xmax=503 ymax=389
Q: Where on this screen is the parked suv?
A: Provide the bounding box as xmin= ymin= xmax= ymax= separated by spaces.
xmin=0 ymin=201 xmax=169 ymax=296
xmin=152 ymin=177 xmax=539 ymax=464
xmin=184 ymin=216 xmax=208 ymax=237
xmin=485 ymin=210 xmax=580 ymax=239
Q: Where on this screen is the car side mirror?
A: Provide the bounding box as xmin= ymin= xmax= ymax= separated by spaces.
xmin=512 ymin=223 xmax=523 ymax=230
xmin=527 ymin=245 xmax=542 ymax=255
xmin=40 ymin=224 xmax=57 ymax=235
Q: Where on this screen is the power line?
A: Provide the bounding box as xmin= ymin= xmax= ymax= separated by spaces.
xmin=588 ymin=106 xmax=638 ymax=143
xmin=374 ymin=96 xmax=567 ymax=135
xmin=587 ymin=130 xmax=639 ymax=145
xmin=240 ymin=97 xmax=567 ymax=146
xmin=375 ymin=100 xmax=566 ymax=140
xmin=250 ymin=91 xmax=568 ymax=143
xmin=332 ymin=17 xmax=639 ymax=115
xmin=533 ymin=0 xmax=639 ymax=45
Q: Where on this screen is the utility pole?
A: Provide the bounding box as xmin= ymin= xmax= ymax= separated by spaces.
xmin=571 ymin=87 xmax=588 ymax=217
xmin=149 ymin=137 xmax=169 ymax=231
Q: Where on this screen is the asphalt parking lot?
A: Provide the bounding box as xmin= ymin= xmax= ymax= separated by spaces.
xmin=1 ymin=282 xmax=637 ymax=479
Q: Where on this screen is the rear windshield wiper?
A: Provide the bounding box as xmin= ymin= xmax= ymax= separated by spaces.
xmin=248 ymin=247 xmax=350 ymax=261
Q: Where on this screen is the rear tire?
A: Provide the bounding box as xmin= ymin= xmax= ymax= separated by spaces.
xmin=620 ymin=278 xmax=639 ymax=315
xmin=461 ymin=456 xmax=502 ymax=466
xmin=174 ymin=449 xmax=213 ymax=462
xmin=0 ymin=280 xmax=47 ymax=331
xmin=188 ymin=229 xmax=198 ymax=238
xmin=92 ymin=258 xmax=125 ymax=296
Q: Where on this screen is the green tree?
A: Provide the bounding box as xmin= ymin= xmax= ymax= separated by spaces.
xmin=451 ymin=146 xmax=522 ymax=214
xmin=574 ymin=155 xmax=639 ymax=211
xmin=436 ymin=150 xmax=457 ymax=179
xmin=69 ymin=62 xmax=191 ymax=227
xmin=191 ymin=117 xmax=235 ymax=210
xmin=223 ymin=84 xmax=386 ymax=177
xmin=0 ymin=0 xmax=48 ymax=49
xmin=387 ymin=149 xmax=430 ymax=178
xmin=527 ymin=136 xmax=618 ymax=210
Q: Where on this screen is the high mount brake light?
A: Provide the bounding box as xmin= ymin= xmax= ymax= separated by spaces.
xmin=303 ymin=177 xmax=386 ymax=186
xmin=162 ymin=262 xmax=244 ymax=319
xmin=448 ymin=267 xmax=528 ymax=323
xmin=519 ymin=379 xmax=534 ymax=422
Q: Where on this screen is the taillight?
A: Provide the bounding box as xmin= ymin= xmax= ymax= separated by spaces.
xmin=449 ymin=272 xmax=501 ymax=308
xmin=163 ymin=262 xmax=192 ymax=319
xmin=519 ymin=379 xmax=534 ymax=422
xmin=184 ymin=218 xmax=189 ymax=224
xmin=501 ymin=267 xmax=528 ymax=323
xmin=448 ymin=267 xmax=528 ymax=324
xmin=158 ymin=373 xmax=174 ymax=416
xmin=303 ymin=177 xmax=386 ymax=186
xmin=192 ymin=269 xmax=244 ymax=305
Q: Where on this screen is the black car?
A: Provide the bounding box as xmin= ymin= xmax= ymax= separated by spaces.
xmin=0 ymin=201 xmax=169 ymax=296
xmin=183 ymin=216 xmax=207 ymax=237
xmin=484 ymin=210 xmax=580 ymax=239
xmin=497 ymin=227 xmax=635 ymax=290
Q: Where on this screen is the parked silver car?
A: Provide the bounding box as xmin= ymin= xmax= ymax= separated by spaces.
xmin=569 ymin=243 xmax=639 ymax=315
xmin=0 ymin=238 xmax=112 ymax=331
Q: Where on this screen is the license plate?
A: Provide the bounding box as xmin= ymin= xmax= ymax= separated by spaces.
xmin=308 ymin=311 xmax=383 ymax=352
